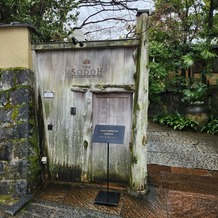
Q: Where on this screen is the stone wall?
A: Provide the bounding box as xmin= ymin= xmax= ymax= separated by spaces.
xmin=0 ymin=68 xmax=41 ymax=196
xmin=149 ymin=87 xmax=218 ymax=119
xmin=148 ymin=92 xmax=185 ymax=117
xmin=210 ymin=86 xmax=218 ymax=118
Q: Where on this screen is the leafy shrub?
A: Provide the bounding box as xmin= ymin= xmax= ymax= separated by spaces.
xmin=181 ymin=82 xmax=208 ymax=104
xmin=152 ymin=113 xmax=218 ymax=135
xmin=149 ymin=61 xmax=167 ymax=102
xmin=165 ymin=76 xmax=186 ymax=93
xmin=152 ymin=113 xmax=199 ymax=130
xmin=201 ymin=119 xmax=218 ymax=135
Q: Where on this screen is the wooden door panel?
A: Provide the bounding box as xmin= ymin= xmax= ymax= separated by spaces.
xmin=92 ymin=93 xmax=132 ymax=182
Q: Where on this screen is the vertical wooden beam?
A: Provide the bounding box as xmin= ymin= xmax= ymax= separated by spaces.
xmin=81 ymin=90 xmax=93 ymax=182
xmin=129 ymin=10 xmax=149 ymax=195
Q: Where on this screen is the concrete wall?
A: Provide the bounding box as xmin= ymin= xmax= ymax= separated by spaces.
xmin=0 ymin=26 xmax=32 ymax=69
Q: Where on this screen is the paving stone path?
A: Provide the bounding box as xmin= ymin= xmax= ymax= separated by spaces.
xmin=148 ymin=122 xmax=218 ymax=170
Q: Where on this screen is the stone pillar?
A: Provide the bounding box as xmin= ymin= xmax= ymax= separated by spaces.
xmin=0 ymin=25 xmax=41 ymax=196
xmin=129 ymin=10 xmax=149 ymax=195
xmin=0 ymin=24 xmax=33 ymax=69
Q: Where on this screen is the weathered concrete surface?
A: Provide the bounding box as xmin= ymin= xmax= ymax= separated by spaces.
xmin=148 ymin=122 xmax=218 ymax=170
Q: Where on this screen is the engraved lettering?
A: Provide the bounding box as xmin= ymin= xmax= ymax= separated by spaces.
xmin=70 ymin=64 xmax=103 ymax=79
xmin=84 ymin=69 xmax=89 ymax=75
xmin=77 ymin=69 xmax=83 ymax=75
xmin=72 ymin=68 xmax=76 ymax=75
xmin=90 ymin=69 xmax=96 ymax=75
xmin=97 ymin=68 xmax=103 ymax=75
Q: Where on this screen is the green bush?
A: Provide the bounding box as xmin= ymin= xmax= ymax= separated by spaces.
xmin=181 ymin=82 xmax=208 ymax=104
xmin=201 ymin=119 xmax=218 ymax=135
xmin=152 ymin=113 xmax=198 ymax=130
xmin=152 ymin=113 xmax=218 ymax=135
xmin=165 ymin=76 xmax=186 ymax=93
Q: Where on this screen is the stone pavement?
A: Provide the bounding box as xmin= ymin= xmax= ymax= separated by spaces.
xmin=0 ymin=122 xmax=217 ymax=218
xmin=147 ymin=122 xmax=218 ymax=170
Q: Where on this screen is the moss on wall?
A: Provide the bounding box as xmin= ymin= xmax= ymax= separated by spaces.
xmin=0 ymin=69 xmax=41 ymax=196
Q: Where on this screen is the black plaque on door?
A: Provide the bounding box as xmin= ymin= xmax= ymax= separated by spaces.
xmin=92 ymin=125 xmax=125 ymax=144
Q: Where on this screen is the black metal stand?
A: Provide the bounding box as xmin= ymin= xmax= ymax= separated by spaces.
xmin=94 ymin=143 xmax=120 ymax=206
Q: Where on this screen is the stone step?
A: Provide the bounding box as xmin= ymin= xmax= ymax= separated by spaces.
xmin=148 ymin=164 xmax=218 ymax=195
xmin=160 ymin=171 xmax=218 ymax=195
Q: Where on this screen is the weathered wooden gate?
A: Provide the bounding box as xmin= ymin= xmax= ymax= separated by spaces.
xmin=33 ymin=11 xmax=149 ymax=194
xmin=33 ymin=41 xmax=137 ymax=182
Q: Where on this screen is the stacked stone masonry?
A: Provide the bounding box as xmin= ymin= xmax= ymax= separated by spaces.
xmin=149 ymin=89 xmax=218 ymax=118
xmin=0 ymin=69 xmax=40 ymax=196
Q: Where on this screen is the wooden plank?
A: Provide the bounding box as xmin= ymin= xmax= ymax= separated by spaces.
xmin=92 ymin=93 xmax=132 ymax=182
xmin=32 ymin=39 xmax=139 ymax=51
xmin=35 ymin=47 xmax=135 ymax=87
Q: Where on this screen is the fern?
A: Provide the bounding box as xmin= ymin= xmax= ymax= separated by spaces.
xmin=152 ymin=113 xmax=199 ymax=131
xmin=201 ymin=119 xmax=218 ymax=135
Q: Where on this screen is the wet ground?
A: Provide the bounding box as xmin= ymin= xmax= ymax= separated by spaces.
xmin=1 ymin=166 xmax=217 ymax=218
xmin=0 ymin=122 xmax=217 ymax=217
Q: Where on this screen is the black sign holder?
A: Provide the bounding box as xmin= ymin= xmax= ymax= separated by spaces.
xmin=92 ymin=125 xmax=125 ymax=206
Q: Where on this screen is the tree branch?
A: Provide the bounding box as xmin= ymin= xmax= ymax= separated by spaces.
xmin=74 ymin=17 xmax=134 ymax=31
xmin=74 ymin=1 xmax=140 ymax=30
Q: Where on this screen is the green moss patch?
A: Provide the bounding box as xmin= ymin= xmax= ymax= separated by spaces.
xmin=0 ymin=195 xmax=18 ymax=206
